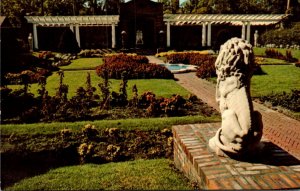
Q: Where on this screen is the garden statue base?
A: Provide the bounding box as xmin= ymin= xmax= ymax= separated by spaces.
xmin=173 ymin=123 xmax=300 ymax=190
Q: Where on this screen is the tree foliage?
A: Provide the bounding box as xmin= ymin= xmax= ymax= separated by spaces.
xmin=0 ymin=0 xmax=121 ymax=26
xmin=1 ymin=0 xmax=300 ymax=27
xmin=179 ymin=0 xmax=299 ymax=15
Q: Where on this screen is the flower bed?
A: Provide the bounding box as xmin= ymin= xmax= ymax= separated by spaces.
xmin=265 ymin=48 xmax=298 ymax=63
xmin=1 ymin=124 xmax=173 ymax=188
xmin=259 ymin=89 xmax=300 ymax=112
xmin=3 ymin=54 xmax=58 ymax=85
xmin=1 ymin=71 xmax=217 ymax=123
xmin=163 ymin=52 xmax=216 ymax=66
xmin=96 ymin=54 xmax=174 ymax=79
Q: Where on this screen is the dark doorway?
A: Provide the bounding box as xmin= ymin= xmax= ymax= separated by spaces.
xmin=127 ymin=18 xmax=155 ymax=49
xmin=119 ymin=0 xmax=164 ymax=50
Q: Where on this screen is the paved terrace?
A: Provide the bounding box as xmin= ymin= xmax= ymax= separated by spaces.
xmin=147 ymin=56 xmax=300 ymax=160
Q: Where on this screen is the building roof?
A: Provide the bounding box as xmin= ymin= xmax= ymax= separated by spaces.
xmin=25 ymin=15 xmax=120 ymax=26
xmin=25 ymin=14 xmax=287 ymax=27
xmin=164 ymin=14 xmax=288 ymax=26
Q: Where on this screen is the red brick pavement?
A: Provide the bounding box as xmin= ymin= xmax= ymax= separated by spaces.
xmin=173 ymin=123 xmax=300 ymax=190
xmin=174 ymin=72 xmax=300 ymax=160
xmin=147 ymin=56 xmax=300 ymax=159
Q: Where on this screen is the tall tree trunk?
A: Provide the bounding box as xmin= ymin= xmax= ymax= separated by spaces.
xmin=73 ymin=0 xmax=77 ymax=15
xmin=287 ymin=0 xmax=291 ymax=13
xmin=41 ymin=0 xmax=44 ymax=15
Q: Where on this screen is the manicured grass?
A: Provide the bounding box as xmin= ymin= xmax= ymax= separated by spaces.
xmin=8 ymin=70 xmax=190 ymax=98
xmin=1 ymin=115 xmax=220 ymax=135
xmin=256 ymin=57 xmax=289 ymax=65
xmin=251 ymin=65 xmax=300 ymax=97
xmin=5 ymin=159 xmax=193 ymax=190
xmin=254 ymin=47 xmax=300 ymax=60
xmin=60 ymin=58 xmax=103 ymax=70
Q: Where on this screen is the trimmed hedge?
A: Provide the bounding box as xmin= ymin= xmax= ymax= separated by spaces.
xmin=259 ymin=89 xmax=300 ymax=112
xmin=196 ymin=60 xmax=216 ymax=79
xmin=164 ymin=52 xmax=216 ymax=66
xmin=161 ymin=52 xmax=218 ymax=79
xmin=96 ymin=54 xmax=174 ymax=79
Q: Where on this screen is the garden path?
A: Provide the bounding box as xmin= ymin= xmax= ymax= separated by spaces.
xmin=147 ymin=55 xmax=300 ymax=160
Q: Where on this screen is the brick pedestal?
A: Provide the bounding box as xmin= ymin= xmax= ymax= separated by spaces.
xmin=173 ymin=123 xmax=300 ymax=190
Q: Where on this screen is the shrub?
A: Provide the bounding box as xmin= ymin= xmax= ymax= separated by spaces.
xmin=265 ymin=48 xmax=297 ymax=62
xmin=260 ymin=23 xmax=300 ymax=46
xmin=259 ymin=89 xmax=300 ymax=112
xmin=253 ymin=63 xmax=265 ymax=75
xmin=1 ymin=125 xmax=175 ymax=172
xmin=164 ymin=52 xmax=216 ymax=66
xmin=265 ymin=48 xmax=285 ymax=60
xmin=295 ymin=61 xmax=300 ymax=67
xmin=78 ymin=143 xmax=94 ymax=164
xmin=96 ymin=54 xmax=173 ymax=79
xmin=82 ymin=124 xmax=98 ymax=140
xmin=78 ymin=49 xmax=119 ymax=58
xmin=1 ymin=70 xmax=217 ymax=123
xmin=155 ymin=50 xmax=214 ymax=58
xmin=138 ymin=92 xmax=201 ymax=117
xmin=196 ymin=61 xmax=216 ymax=79
xmin=0 ymin=87 xmax=38 ymax=122
xmin=104 ymin=54 xmax=149 ymax=64
xmin=285 ymin=50 xmax=298 ymax=63
xmin=60 ymin=128 xmax=72 ymax=139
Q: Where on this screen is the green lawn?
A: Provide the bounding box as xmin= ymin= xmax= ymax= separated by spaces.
xmin=9 ymin=70 xmax=190 ymax=98
xmin=254 ymin=47 xmax=300 ymax=60
xmin=60 ymin=57 xmax=103 ymax=70
xmin=1 ymin=115 xmax=219 ymax=135
xmin=256 ymin=57 xmax=289 ymax=65
xmin=5 ymin=159 xmax=193 ymax=190
xmin=251 ymin=65 xmax=300 ymax=97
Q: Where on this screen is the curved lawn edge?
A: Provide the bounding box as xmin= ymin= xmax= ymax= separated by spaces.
xmin=1 ymin=115 xmax=220 ymax=135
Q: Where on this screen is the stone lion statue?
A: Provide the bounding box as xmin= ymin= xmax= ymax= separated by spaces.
xmin=209 ymin=38 xmax=263 ymax=158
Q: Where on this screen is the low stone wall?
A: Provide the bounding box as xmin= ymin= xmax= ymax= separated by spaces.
xmin=173 ymin=123 xmax=300 ymax=189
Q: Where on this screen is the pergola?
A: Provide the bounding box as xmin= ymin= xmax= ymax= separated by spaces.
xmin=164 ymin=14 xmax=287 ymax=47
xmin=25 ymin=15 xmax=120 ymax=49
xmin=25 ymin=14 xmax=287 ymax=49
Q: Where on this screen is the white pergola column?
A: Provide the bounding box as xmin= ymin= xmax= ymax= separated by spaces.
xmin=167 ymin=21 xmax=171 ymax=48
xmin=111 ymin=23 xmax=116 ymax=48
xmin=202 ymin=22 xmax=207 ymax=47
xmin=241 ymin=22 xmax=246 ymax=40
xmin=70 ymin=24 xmax=74 ymax=32
xmin=207 ymin=22 xmax=212 ymax=47
xmin=33 ymin=24 xmax=39 ymax=49
xmin=75 ymin=24 xmax=81 ymax=48
xmin=246 ymin=21 xmax=251 ymax=42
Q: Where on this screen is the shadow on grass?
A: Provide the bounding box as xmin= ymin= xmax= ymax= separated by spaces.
xmin=2 ymin=147 xmax=80 ymax=189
